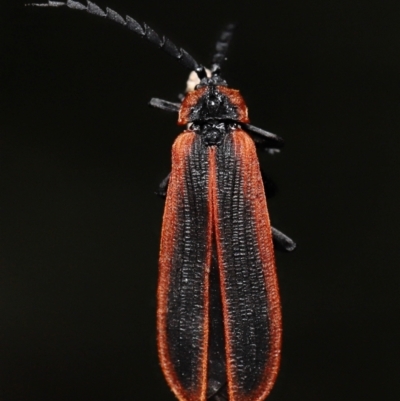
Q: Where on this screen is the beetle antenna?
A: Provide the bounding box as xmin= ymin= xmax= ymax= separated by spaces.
xmin=195 ymin=66 xmax=208 ymax=80
xmin=211 ymin=23 xmax=236 ymax=75
xmin=26 ymin=1 xmax=202 ymax=72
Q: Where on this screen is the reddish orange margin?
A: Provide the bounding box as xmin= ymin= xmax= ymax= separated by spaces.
xmin=157 ymin=131 xmax=212 ymax=401
xmin=212 ymin=130 xmax=281 ymax=401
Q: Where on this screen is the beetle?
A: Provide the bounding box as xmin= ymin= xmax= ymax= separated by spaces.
xmin=28 ymin=2 xmax=296 ymax=400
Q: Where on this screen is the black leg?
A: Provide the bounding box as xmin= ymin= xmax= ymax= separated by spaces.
xmin=149 ymin=98 xmax=180 ymax=113
xmin=271 ymin=226 xmax=296 ymax=252
xmin=254 ymin=138 xmax=281 ymax=154
xmin=155 ymin=173 xmax=170 ymax=198
xmin=242 ymin=123 xmax=284 ymax=149
xmin=261 ymin=170 xmax=278 ymax=199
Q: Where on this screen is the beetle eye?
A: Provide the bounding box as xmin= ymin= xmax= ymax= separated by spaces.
xmin=207 ymin=92 xmax=221 ymax=106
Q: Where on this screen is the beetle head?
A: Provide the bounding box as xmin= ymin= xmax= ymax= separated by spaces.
xmin=178 ymin=81 xmax=249 ymax=125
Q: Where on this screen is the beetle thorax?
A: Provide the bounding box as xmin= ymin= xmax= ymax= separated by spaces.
xmin=191 ymin=120 xmax=236 ymax=146
xmin=190 ymin=85 xmax=237 ymax=121
xmin=177 ymin=84 xmax=250 ymax=127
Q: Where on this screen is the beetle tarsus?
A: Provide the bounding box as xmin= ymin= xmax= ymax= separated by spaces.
xmin=261 ymin=170 xmax=278 ymax=199
xmin=272 ymin=226 xmax=296 ymax=252
xmin=242 ymin=123 xmax=284 ymax=148
xmin=155 ymin=173 xmax=170 ymax=198
xmin=149 ymin=98 xmax=180 ymax=113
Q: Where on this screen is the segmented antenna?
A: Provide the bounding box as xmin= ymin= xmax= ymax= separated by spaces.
xmin=211 ymin=23 xmax=235 ymax=74
xmin=27 ymin=1 xmax=201 ymax=72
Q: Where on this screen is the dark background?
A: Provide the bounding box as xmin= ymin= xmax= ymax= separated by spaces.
xmin=1 ymin=1 xmax=400 ymax=400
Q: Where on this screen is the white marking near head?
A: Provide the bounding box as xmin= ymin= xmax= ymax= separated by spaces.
xmin=185 ymin=69 xmax=212 ymax=92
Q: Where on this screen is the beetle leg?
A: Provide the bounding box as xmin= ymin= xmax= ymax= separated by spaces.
xmin=253 ymin=136 xmax=282 ymax=154
xmin=271 ymin=226 xmax=296 ymax=252
xmin=149 ymin=98 xmax=180 ymax=113
xmin=261 ymin=169 xmax=278 ymax=199
xmin=155 ymin=173 xmax=170 ymax=198
xmin=242 ymin=123 xmax=284 ymax=149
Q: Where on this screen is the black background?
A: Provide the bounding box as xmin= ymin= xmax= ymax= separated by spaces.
xmin=2 ymin=1 xmax=400 ymax=400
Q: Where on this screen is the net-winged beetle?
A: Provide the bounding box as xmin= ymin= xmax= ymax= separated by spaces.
xmin=28 ymin=2 xmax=296 ymax=400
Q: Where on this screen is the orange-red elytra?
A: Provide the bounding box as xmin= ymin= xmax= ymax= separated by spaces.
xmin=29 ymin=2 xmax=296 ymax=400
xmin=158 ymin=117 xmax=282 ymax=401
